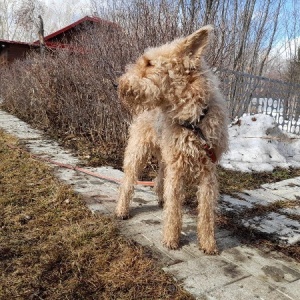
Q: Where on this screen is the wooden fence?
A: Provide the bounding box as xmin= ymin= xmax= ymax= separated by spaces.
xmin=217 ymin=69 xmax=300 ymax=135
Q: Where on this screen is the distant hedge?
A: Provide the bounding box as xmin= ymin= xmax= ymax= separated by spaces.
xmin=0 ymin=26 xmax=133 ymax=166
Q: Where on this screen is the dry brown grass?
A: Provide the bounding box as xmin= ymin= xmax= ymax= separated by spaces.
xmin=0 ymin=129 xmax=193 ymax=300
xmin=218 ymin=166 xmax=300 ymax=195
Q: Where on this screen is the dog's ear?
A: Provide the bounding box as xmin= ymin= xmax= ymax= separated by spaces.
xmin=181 ymin=25 xmax=213 ymax=60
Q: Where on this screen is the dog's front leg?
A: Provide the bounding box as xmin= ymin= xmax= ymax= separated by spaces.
xmin=162 ymin=162 xmax=184 ymax=249
xmin=197 ymin=163 xmax=219 ymax=254
xmin=116 ymin=126 xmax=150 ymax=219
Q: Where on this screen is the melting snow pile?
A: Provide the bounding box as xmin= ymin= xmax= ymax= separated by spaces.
xmin=220 ymin=114 xmax=300 ymax=172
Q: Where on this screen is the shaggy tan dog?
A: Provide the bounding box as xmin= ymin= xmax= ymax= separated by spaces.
xmin=116 ymin=26 xmax=229 ymax=254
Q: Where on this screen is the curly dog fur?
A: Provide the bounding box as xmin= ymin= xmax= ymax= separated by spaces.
xmin=116 ymin=26 xmax=229 ymax=254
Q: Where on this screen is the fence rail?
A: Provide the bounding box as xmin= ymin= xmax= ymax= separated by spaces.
xmin=217 ymin=68 xmax=300 ymax=135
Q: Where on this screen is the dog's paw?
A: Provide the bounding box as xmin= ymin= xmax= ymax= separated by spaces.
xmin=203 ymin=248 xmax=219 ymax=255
xmin=116 ymin=215 xmax=130 ymax=220
xmin=200 ymin=245 xmax=219 ymax=255
xmin=115 ymin=211 xmax=130 ymax=220
xmin=162 ymin=239 xmax=179 ymax=250
xmin=158 ymin=200 xmax=164 ymax=208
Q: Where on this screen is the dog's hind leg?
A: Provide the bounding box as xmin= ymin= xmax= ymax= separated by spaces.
xmin=197 ymin=163 xmax=219 ymax=254
xmin=154 ymin=159 xmax=165 ymax=207
xmin=162 ymin=162 xmax=184 ymax=249
xmin=116 ymin=122 xmax=151 ymax=219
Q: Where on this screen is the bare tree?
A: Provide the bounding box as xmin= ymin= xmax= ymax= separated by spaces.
xmin=90 ymin=0 xmax=285 ymax=76
xmin=0 ymin=0 xmax=20 ymax=40
xmin=38 ymin=15 xmax=45 ymax=56
xmin=0 ymin=0 xmax=90 ymax=42
xmin=284 ymin=46 xmax=300 ymax=86
xmin=0 ymin=0 xmax=44 ymax=41
xmin=280 ymin=0 xmax=300 ymax=82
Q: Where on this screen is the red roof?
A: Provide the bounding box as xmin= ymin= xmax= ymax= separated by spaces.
xmin=1 ymin=15 xmax=117 ymax=54
xmin=33 ymin=15 xmax=115 ymax=44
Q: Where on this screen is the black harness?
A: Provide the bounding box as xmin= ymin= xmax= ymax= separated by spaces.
xmin=179 ymin=107 xmax=209 ymax=142
xmin=179 ymin=107 xmax=217 ymax=163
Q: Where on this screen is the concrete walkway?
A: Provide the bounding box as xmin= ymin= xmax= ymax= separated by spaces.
xmin=1 ymin=109 xmax=300 ymax=300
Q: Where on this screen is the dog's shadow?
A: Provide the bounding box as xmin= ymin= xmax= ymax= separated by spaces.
xmin=129 ymin=204 xmax=162 ymax=217
xmin=180 ymin=222 xmax=242 ymax=250
xmin=128 ymin=197 xmax=163 ymax=218
xmin=127 ymin=201 xmax=242 ymax=252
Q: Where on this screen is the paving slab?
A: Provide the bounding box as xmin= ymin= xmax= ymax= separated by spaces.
xmin=237 ymin=188 xmax=284 ymax=205
xmin=221 ymin=246 xmax=300 ymax=286
xmin=262 ymin=177 xmax=300 ymax=200
xmin=220 ymin=194 xmax=254 ymax=211
xmin=242 ymin=212 xmax=300 ymax=244
xmin=205 ymin=276 xmax=293 ymax=300
xmin=280 ymin=206 xmax=300 ymax=216
xmin=278 ymin=279 xmax=300 ymax=299
xmin=164 ymin=256 xmax=251 ymax=295
xmin=262 ymin=177 xmax=300 ymax=189
xmin=1 ymin=108 xmax=300 ymax=300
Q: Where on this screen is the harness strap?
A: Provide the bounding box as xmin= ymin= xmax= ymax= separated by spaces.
xmin=202 ymin=144 xmax=217 ymax=163
xmin=179 ymin=108 xmax=217 ymax=163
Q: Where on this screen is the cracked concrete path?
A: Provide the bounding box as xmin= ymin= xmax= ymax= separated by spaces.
xmin=1 ymin=109 xmax=300 ymax=300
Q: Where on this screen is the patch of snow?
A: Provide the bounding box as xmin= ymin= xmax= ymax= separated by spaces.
xmin=220 ymin=114 xmax=300 ymax=172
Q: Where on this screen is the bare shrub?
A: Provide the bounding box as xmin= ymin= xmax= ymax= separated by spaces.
xmin=0 ymin=24 xmax=133 ymax=165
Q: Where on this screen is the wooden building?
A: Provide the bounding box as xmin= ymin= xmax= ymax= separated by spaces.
xmin=0 ymin=16 xmax=114 ymax=66
xmin=0 ymin=40 xmax=38 ymax=66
